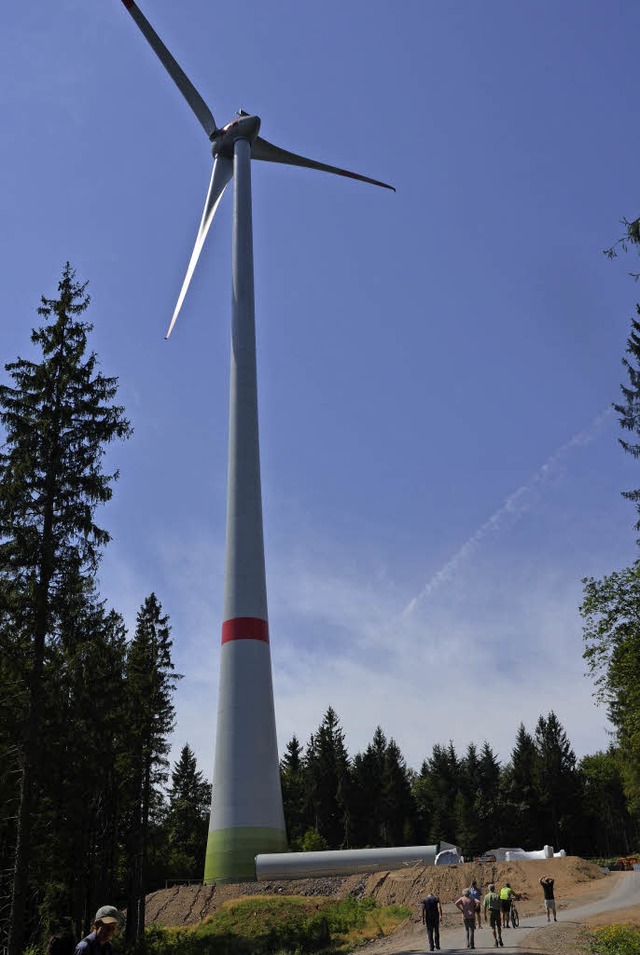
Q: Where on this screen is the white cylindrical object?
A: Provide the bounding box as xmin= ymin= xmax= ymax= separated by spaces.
xmin=505 ymin=846 xmax=559 ymax=861
xmin=255 ymin=845 xmax=439 ymax=880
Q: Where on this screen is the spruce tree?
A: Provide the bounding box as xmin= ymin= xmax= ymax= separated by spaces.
xmin=166 ymin=744 xmax=211 ymax=879
xmin=49 ymin=598 xmax=128 ymax=938
xmin=0 ymin=266 xmax=131 ymax=955
xmin=381 ymin=738 xmax=418 ymax=846
xmin=416 ymin=743 xmax=461 ymax=844
xmin=351 ymin=727 xmax=388 ymax=846
xmin=349 ymin=728 xmax=418 ymax=848
xmin=121 ymin=593 xmax=178 ymax=945
xmin=475 ymin=742 xmax=503 ymax=850
xmin=502 ymin=723 xmax=540 ymax=847
xmin=456 ymin=744 xmax=482 ymax=855
xmin=412 ymin=760 xmax=434 ymax=845
xmin=281 ymin=735 xmax=303 ymax=774
xmin=533 ymin=712 xmax=582 ymax=851
xmin=280 ymin=736 xmax=306 ymax=847
xmin=303 ymin=708 xmax=351 ymax=848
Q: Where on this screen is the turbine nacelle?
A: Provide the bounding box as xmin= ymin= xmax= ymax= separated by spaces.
xmin=212 ymin=114 xmax=262 ymax=158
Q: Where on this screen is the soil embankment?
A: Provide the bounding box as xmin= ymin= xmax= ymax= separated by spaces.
xmin=145 ymin=856 xmax=609 ymax=929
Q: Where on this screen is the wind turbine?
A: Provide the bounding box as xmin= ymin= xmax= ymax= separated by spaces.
xmin=115 ymin=0 xmax=394 ymax=884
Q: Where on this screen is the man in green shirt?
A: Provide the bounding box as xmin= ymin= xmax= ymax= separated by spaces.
xmin=483 ymin=883 xmax=503 ymax=948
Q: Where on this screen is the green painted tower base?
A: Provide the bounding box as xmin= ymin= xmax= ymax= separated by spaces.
xmin=204 ymin=826 xmax=288 ymax=883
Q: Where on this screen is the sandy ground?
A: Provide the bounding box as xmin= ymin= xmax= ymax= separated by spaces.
xmin=144 ymin=858 xmax=640 ymax=953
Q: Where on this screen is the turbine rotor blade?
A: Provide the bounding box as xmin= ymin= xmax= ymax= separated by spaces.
xmin=251 ymin=136 xmax=395 ymax=192
xmin=165 ymin=155 xmax=233 ymax=339
xmin=119 ymin=0 xmax=217 ymax=138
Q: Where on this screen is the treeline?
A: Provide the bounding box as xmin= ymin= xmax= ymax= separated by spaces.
xmin=279 ymin=706 xmax=639 ymax=860
xmin=0 ymin=268 xmax=205 ymax=953
xmin=280 ymin=223 xmax=640 ymax=866
xmin=0 ymin=586 xmax=209 ymax=948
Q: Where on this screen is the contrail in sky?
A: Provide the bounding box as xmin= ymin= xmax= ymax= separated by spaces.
xmin=402 ymin=408 xmax=613 ymax=616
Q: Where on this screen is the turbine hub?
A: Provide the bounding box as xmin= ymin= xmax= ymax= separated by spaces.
xmin=212 ymin=114 xmax=261 ymax=158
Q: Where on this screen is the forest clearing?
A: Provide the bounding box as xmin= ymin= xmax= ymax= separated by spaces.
xmin=138 ymin=857 xmax=640 ymax=954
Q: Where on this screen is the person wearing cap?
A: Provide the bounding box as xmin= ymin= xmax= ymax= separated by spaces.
xmin=75 ymin=906 xmax=121 ymax=954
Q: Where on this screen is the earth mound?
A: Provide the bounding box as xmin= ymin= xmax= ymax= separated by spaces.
xmin=144 ymin=855 xmax=605 ymax=928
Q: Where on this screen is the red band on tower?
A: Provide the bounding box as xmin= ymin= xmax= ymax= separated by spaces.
xmin=222 ymin=617 xmax=269 ymax=644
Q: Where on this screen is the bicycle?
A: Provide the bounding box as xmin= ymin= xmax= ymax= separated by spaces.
xmin=510 ymin=901 xmax=519 ymax=929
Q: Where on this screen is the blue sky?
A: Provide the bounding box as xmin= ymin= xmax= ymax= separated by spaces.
xmin=3 ymin=0 xmax=640 ymax=786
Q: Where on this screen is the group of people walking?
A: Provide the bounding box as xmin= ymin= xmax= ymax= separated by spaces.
xmin=421 ymin=875 xmax=557 ymax=951
xmin=422 ymin=880 xmax=510 ymax=951
xmin=455 ymin=881 xmax=513 ymax=949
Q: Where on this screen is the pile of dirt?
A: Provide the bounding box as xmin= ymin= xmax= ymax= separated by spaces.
xmin=144 ymin=856 xmax=605 ymax=928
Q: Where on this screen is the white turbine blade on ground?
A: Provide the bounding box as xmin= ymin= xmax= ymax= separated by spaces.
xmin=119 ymin=0 xmax=217 ymax=138
xmin=165 ymin=156 xmax=233 ymax=339
xmin=251 ymin=136 xmax=395 ymax=192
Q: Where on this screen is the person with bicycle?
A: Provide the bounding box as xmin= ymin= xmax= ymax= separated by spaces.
xmin=509 ymin=894 xmax=519 ymax=928
xmin=499 ymin=882 xmax=513 ymax=928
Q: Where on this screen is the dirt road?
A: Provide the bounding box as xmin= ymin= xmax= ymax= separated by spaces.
xmin=357 ymin=870 xmax=640 ymax=955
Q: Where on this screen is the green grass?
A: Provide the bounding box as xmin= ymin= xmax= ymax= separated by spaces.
xmin=128 ymin=895 xmax=411 ymax=955
xmin=589 ymin=925 xmax=640 ymax=955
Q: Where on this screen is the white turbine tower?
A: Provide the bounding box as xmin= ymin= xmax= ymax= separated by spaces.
xmin=115 ymin=0 xmax=394 ymax=883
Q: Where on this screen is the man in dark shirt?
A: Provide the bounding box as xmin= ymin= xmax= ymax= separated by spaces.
xmin=421 ymin=891 xmax=443 ymax=952
xmin=75 ymin=906 xmax=122 ymax=954
xmin=540 ymin=876 xmax=557 ymax=922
